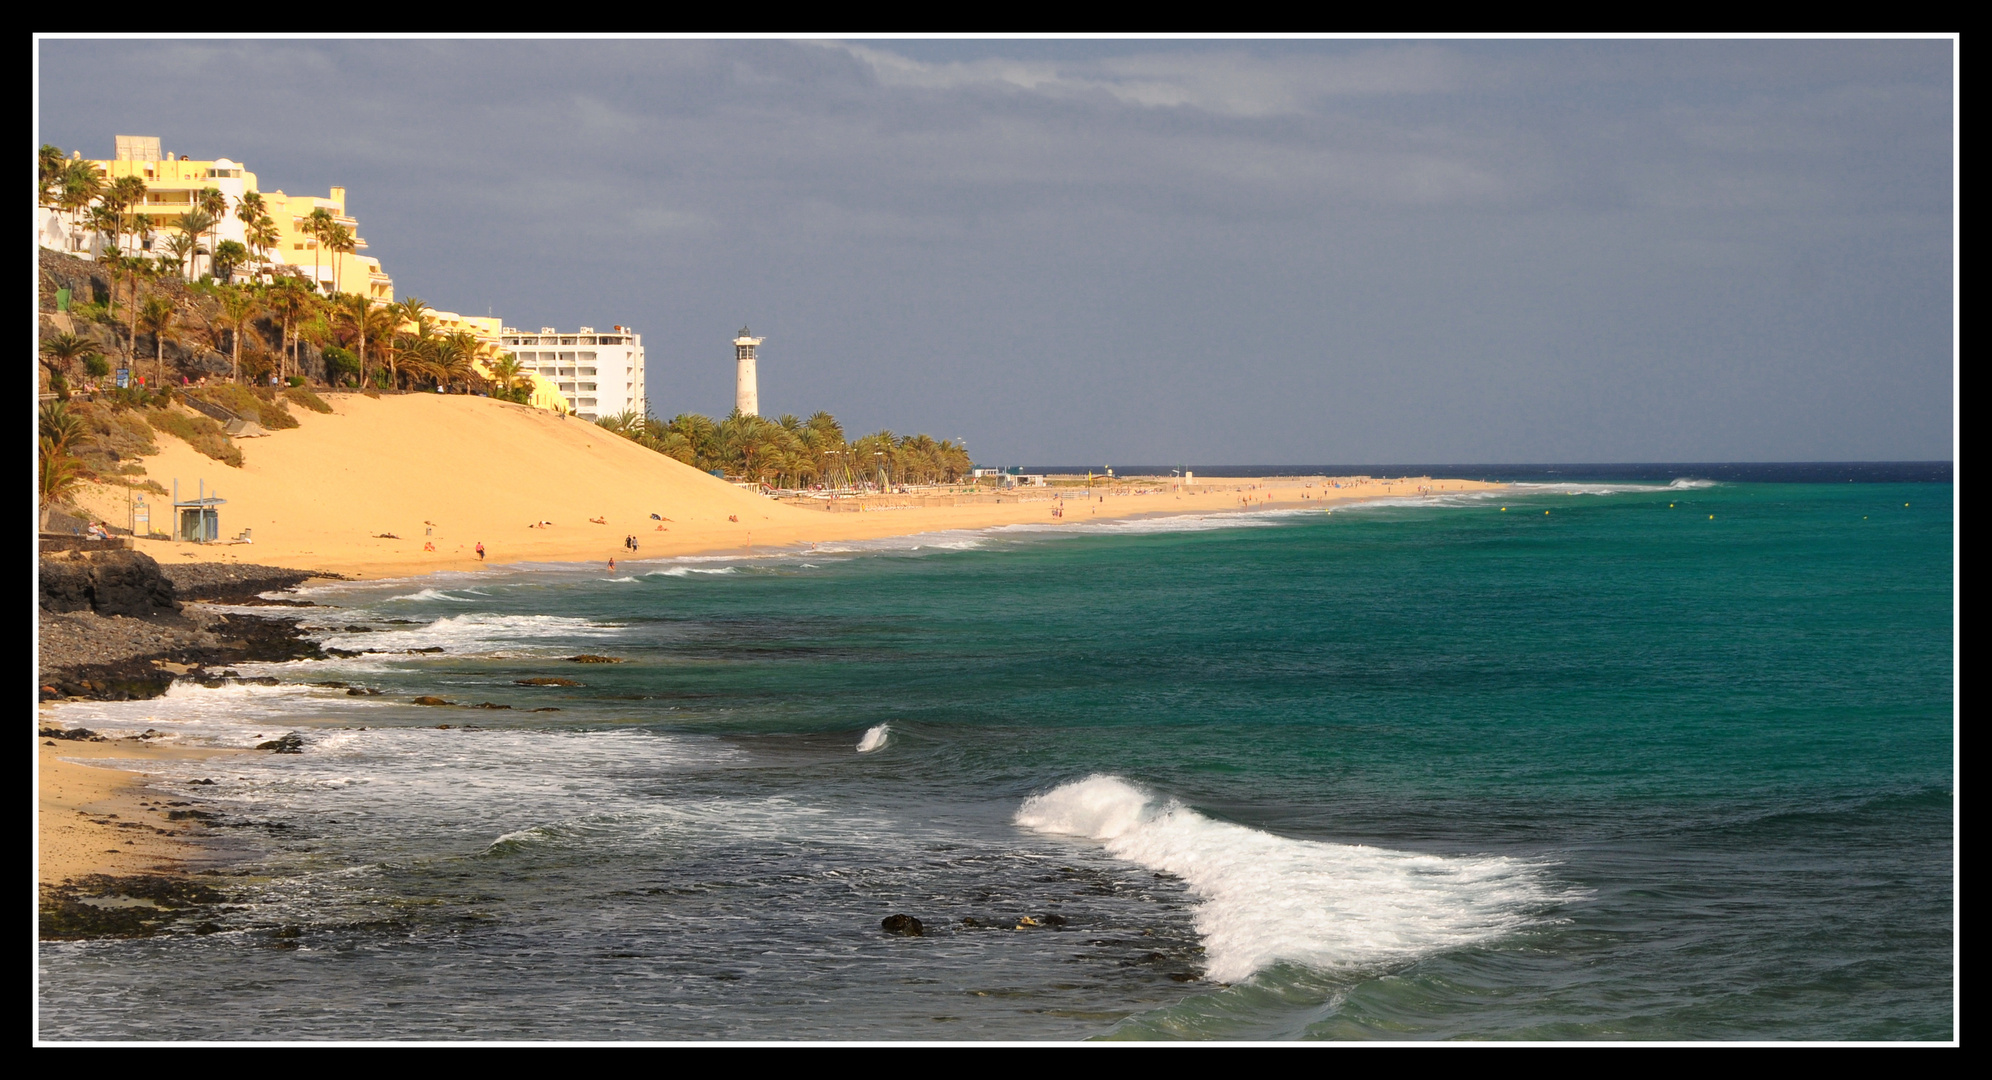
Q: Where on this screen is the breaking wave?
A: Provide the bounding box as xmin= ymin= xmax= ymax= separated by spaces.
xmin=1016 ymin=775 xmax=1560 ymax=983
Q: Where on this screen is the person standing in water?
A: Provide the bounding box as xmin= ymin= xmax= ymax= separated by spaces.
xmin=608 ymin=557 xmax=616 ymax=572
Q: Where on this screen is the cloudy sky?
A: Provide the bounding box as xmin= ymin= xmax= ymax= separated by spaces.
xmin=37 ymin=37 xmax=1954 ymax=464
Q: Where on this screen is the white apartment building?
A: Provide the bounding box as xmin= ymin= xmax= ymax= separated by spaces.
xmin=499 ymin=325 xmax=646 ymax=422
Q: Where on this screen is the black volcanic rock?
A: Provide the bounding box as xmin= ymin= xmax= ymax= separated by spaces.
xmin=39 ymin=549 xmax=179 ymax=616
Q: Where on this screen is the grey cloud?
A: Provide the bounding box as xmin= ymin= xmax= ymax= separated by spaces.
xmin=38 ymin=37 xmax=1952 ymax=463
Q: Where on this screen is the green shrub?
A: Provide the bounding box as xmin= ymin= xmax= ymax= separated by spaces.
xmin=83 ymin=354 xmax=111 ymax=378
xmin=191 ymin=384 xmax=300 ymax=429
xmin=284 ymin=386 xmax=333 ymax=414
xmin=69 ymin=301 xmax=111 ymax=323
xmin=286 ymin=375 xmax=306 ymax=388
xmin=322 ymin=345 xmax=359 ymax=385
xmin=101 ymin=385 xmax=167 ymax=411
xmin=143 ymin=407 xmax=242 ymax=467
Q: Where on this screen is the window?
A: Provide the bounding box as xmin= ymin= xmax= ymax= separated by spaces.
xmin=558 ymin=383 xmax=576 ymax=392
xmin=558 ymin=352 xmax=576 ymax=362
xmin=579 ymin=383 xmax=597 ymax=391
xmin=578 ymin=351 xmax=596 ymax=361
xmin=559 ymin=367 xmax=575 ymax=376
xmin=578 ymin=367 xmax=596 ymax=376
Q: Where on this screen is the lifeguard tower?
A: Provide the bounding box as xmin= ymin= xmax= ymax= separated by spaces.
xmin=172 ymin=480 xmax=226 ymax=543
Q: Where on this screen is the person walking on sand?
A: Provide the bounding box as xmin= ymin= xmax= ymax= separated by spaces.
xmin=476 ymin=542 xmax=485 ymax=561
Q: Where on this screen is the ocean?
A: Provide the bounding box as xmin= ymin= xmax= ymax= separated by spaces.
xmin=36 ymin=471 xmax=1955 ymax=1041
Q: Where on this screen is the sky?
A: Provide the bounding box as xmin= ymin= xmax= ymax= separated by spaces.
xmin=36 ymin=37 xmax=1955 ymax=465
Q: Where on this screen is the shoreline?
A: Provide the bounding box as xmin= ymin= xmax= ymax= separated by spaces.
xmin=56 ymin=387 xmax=1502 ymax=583
xmin=37 ymin=733 xmax=245 ymax=935
xmin=41 ymin=429 xmax=1507 ymax=903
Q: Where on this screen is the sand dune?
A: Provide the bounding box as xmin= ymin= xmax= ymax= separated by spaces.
xmin=68 ymin=393 xmax=1503 ymax=580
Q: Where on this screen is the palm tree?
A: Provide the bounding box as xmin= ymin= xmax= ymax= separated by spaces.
xmin=38 ymin=145 xmax=67 ymax=207
xmin=599 ymin=410 xmax=645 ymax=437
xmin=164 ymin=232 xmax=198 ymax=280
xmin=41 ymin=400 xmax=88 ymax=457
xmin=41 ymin=435 xmax=83 ymax=509
xmin=215 ymin=286 xmax=261 ymax=383
xmin=362 ymin=301 xmax=400 ymax=387
xmin=326 ymin=223 xmax=355 ymax=295
xmin=138 ymin=294 xmax=178 ymax=388
xmin=211 ymin=240 xmax=249 ymax=284
xmin=57 ymin=160 xmax=106 ymax=245
xmin=120 ymin=255 xmax=159 ymax=367
xmin=248 ymin=215 xmax=280 ymax=279
xmin=389 ymin=297 xmax=432 ymax=389
xmin=41 ymin=331 xmax=91 ymax=376
xmin=305 ymin=207 xmax=335 ymax=293
xmin=487 ymin=354 xmax=527 ymax=402
xmin=102 ymin=175 xmax=146 ymax=255
xmin=265 ymin=276 xmax=315 ymax=382
xmin=433 ymin=330 xmax=480 ymax=391
xmin=668 ymin=413 xmax=719 ymax=471
xmin=855 ymin=430 xmax=899 ymax=489
xmin=196 ymin=187 xmax=229 ymax=266
xmin=172 ymin=210 xmax=216 ymax=280
xmin=394 ymin=295 xmax=430 ymax=332
xmin=235 ymin=189 xmax=266 ymax=245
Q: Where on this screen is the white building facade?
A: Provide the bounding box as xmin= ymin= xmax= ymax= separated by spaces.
xmin=500 ymin=325 xmax=646 ymax=422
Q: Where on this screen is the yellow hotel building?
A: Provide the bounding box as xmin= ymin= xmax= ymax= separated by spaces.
xmin=62 ymin=136 xmax=570 ymax=412
xmin=89 ymin=135 xmax=393 ymax=303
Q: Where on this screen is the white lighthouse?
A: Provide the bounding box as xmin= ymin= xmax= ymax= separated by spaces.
xmin=734 ymin=326 xmax=764 ymax=416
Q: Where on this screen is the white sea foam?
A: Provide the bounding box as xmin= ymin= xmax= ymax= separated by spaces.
xmin=647 ymin=566 xmax=739 ymax=577
xmin=1668 ymin=478 xmax=1718 ymax=489
xmin=1507 ymin=480 xmax=1690 ymax=496
xmin=1015 ymin=775 xmax=1557 ymax=983
xmin=327 ymin=612 xmax=619 ymax=655
xmin=804 ymin=531 xmax=989 ymax=555
xmin=603 ymin=576 xmax=638 ymax=583
xmin=383 ymin=588 xmax=474 ymax=603
xmin=856 ymin=723 xmax=890 ymax=753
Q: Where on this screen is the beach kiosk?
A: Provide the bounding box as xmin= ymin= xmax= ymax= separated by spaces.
xmin=172 ymin=480 xmax=226 ymax=543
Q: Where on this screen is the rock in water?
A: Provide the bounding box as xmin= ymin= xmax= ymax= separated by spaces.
xmin=255 ymin=733 xmax=304 ymax=753
xmin=411 ymin=696 xmax=454 ymax=706
xmin=881 ymin=914 xmax=925 ymax=937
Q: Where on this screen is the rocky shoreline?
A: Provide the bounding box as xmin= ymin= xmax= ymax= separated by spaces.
xmin=38 ymin=551 xmax=337 ymax=702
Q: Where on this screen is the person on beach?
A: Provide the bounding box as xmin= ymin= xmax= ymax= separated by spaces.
xmin=608 ymin=557 xmax=616 ymax=571
xmin=476 ymin=542 xmax=485 ymax=561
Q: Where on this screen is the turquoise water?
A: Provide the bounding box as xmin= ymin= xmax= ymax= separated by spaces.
xmin=38 ymin=479 xmax=1954 ymax=1040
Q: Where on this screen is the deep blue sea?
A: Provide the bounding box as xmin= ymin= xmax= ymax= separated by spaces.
xmin=38 ymin=471 xmax=1955 ymax=1041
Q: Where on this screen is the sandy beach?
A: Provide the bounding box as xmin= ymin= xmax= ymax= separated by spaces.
xmin=66 ymin=392 xmax=1502 ymax=581
xmin=38 ymin=734 xmax=240 ymax=885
